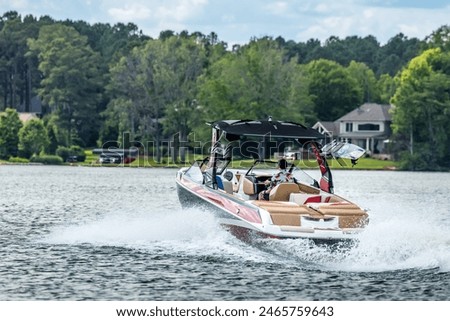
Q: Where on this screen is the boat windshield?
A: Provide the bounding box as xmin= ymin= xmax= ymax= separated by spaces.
xmin=183 ymin=159 xmax=206 ymax=184
xmin=215 ymin=158 xmax=231 ymax=175
xmin=246 ymin=160 xmax=318 ymax=187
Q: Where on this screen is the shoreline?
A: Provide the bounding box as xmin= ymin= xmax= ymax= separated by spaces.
xmin=2 ymin=156 xmax=400 ymax=170
xmin=0 ymin=160 xmax=398 ymax=171
xmin=4 ymin=161 xmax=450 ymax=172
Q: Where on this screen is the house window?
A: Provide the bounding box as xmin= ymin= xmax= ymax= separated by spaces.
xmin=345 ymin=123 xmax=353 ymax=132
xmin=358 ymin=123 xmax=380 ymax=131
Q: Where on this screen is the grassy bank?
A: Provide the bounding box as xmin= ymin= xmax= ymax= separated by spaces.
xmin=1 ymin=150 xmax=399 ymax=170
xmin=81 ymin=152 xmax=398 ymax=170
xmin=328 ymin=157 xmax=397 ymax=170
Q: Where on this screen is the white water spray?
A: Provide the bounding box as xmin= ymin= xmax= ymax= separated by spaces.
xmin=42 ymin=203 xmax=450 ymax=272
xmin=41 ymin=208 xmax=276 ymax=263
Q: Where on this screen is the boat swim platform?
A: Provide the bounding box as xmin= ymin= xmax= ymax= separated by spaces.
xmin=251 ymin=200 xmax=368 ymax=229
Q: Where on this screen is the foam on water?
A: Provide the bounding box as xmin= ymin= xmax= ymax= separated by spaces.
xmin=339 ymin=215 xmax=450 ymax=272
xmin=41 ymin=169 xmax=450 ymax=275
xmin=44 ymin=209 xmax=215 ymax=244
xmin=260 ymin=211 xmax=450 ymax=273
xmin=42 ymin=204 xmax=450 ymax=273
xmin=41 ymin=208 xmax=277 ymax=264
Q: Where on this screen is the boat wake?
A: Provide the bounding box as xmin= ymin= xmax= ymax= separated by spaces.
xmin=41 ymin=207 xmax=450 ymax=273
xmin=338 ymin=215 xmax=450 ymax=272
xmin=257 ymin=215 xmax=450 ymax=273
xmin=40 ymin=208 xmax=277 ymax=264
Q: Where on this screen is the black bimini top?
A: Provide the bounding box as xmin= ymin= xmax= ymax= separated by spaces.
xmin=211 ymin=119 xmax=323 ymax=139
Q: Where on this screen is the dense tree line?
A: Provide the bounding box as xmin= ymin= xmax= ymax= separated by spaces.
xmin=0 ymin=11 xmax=449 ymax=169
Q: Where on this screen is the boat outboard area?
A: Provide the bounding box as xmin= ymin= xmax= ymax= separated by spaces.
xmin=176 ymin=119 xmax=369 ymax=244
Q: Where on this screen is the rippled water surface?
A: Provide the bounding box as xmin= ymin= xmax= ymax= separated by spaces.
xmin=0 ymin=165 xmax=449 ymax=300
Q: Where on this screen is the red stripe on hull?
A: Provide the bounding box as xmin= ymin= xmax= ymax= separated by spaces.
xmin=180 ymin=177 xmax=261 ymax=224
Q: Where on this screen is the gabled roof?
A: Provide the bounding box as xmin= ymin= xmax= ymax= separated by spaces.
xmin=313 ymin=121 xmax=338 ymax=134
xmin=337 ymin=103 xmax=392 ymax=122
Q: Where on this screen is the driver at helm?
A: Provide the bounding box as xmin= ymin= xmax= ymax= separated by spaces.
xmin=258 ymin=158 xmax=294 ymax=201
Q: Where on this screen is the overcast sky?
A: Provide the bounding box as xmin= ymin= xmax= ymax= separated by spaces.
xmin=2 ymin=0 xmax=449 ymax=45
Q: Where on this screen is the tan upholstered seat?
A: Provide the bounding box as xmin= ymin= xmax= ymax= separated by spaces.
xmin=269 ymin=183 xmax=300 ymax=201
xmin=222 ymin=180 xmax=234 ymax=194
xmin=243 ymin=177 xmax=256 ymax=195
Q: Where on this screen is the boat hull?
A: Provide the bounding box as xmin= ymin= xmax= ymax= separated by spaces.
xmin=176 ymin=173 xmax=363 ymax=243
xmin=176 ymin=178 xmax=261 ymax=231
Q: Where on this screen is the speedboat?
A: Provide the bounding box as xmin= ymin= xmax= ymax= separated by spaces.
xmin=176 ymin=119 xmax=368 ymax=243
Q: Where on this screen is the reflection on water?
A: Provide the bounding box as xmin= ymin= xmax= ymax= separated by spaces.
xmin=0 ymin=166 xmax=449 ymax=300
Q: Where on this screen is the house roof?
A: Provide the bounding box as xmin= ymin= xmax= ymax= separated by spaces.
xmin=337 ymin=103 xmax=392 ymax=122
xmin=313 ymin=121 xmax=339 ymax=135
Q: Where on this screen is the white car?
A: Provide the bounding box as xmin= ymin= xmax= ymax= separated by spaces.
xmin=284 ymin=151 xmax=297 ymax=160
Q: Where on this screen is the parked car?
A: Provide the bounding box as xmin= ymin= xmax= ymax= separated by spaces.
xmin=66 ymin=156 xmax=78 ymax=163
xmin=99 ymin=153 xmax=122 ymax=164
xmin=284 ymin=151 xmax=299 ymax=160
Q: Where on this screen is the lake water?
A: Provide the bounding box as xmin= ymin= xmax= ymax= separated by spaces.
xmin=0 ymin=165 xmax=449 ymax=300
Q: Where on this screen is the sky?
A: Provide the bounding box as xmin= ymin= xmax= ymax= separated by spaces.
xmin=1 ymin=0 xmax=449 ymax=45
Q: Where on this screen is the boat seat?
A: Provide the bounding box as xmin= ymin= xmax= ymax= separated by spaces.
xmin=298 ymin=183 xmax=320 ymax=194
xmin=216 ymin=176 xmax=233 ymax=194
xmin=233 ymin=174 xmax=242 ymax=192
xmin=269 ymin=183 xmax=300 ymax=201
xmin=222 ymin=180 xmax=233 ymax=194
xmin=216 ymin=176 xmax=224 ymax=189
xmin=243 ymin=177 xmax=256 ymax=195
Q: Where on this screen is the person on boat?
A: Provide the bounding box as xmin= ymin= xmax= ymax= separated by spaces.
xmin=258 ymin=158 xmax=295 ymax=200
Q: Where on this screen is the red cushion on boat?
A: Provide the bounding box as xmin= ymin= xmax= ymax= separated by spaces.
xmin=304 ymin=196 xmax=322 ymax=204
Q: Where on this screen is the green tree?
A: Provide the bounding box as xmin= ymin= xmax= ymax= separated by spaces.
xmin=27 ymin=23 xmax=102 ymax=146
xmin=0 ymin=12 xmax=43 ymax=111
xmin=0 ymin=107 xmax=22 ymax=158
xmin=107 ymin=41 xmax=167 ymax=160
xmin=104 ymin=50 xmax=142 ymax=145
xmin=375 ymin=33 xmax=422 ymax=76
xmin=45 ymin=121 xmax=58 ymax=154
xmin=424 ymin=25 xmax=450 ymax=52
xmin=295 ymin=38 xmax=322 ymax=64
xmin=319 ymin=35 xmax=380 ymax=70
xmin=106 ymin=34 xmax=207 ymax=161
xmin=307 ymin=59 xmax=362 ymax=121
xmin=378 ymin=74 xmax=396 ymax=104
xmin=347 ymin=61 xmax=380 ymax=103
xmin=18 ymin=118 xmax=49 ymax=158
xmin=198 ymin=37 xmax=315 ymax=124
xmin=391 ymin=48 xmax=450 ymax=170
xmin=160 ymin=36 xmax=208 ymax=162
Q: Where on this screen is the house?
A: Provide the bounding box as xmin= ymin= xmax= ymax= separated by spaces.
xmin=18 ymin=112 xmax=39 ymax=123
xmin=0 ymin=110 xmax=39 ymax=123
xmin=313 ymin=103 xmax=392 ymax=156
